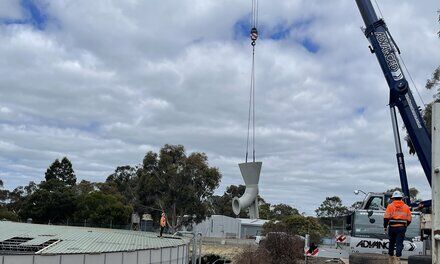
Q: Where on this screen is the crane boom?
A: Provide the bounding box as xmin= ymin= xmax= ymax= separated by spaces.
xmin=355 ymin=0 xmax=432 ymax=186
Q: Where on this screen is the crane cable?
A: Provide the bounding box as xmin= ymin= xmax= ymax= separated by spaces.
xmin=245 ymin=0 xmax=259 ymax=163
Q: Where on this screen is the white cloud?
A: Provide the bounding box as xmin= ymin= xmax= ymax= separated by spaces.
xmin=0 ymin=0 xmax=439 ymax=215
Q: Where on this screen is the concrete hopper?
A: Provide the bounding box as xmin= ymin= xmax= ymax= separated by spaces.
xmin=232 ymin=161 xmax=262 ymax=219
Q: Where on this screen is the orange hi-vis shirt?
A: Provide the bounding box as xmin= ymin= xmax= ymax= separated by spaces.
xmin=160 ymin=216 xmax=166 ymax=227
xmin=384 ymin=200 xmax=412 ymax=227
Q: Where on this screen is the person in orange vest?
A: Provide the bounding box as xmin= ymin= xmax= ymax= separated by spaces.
xmin=384 ymin=191 xmax=412 ymax=264
xmin=159 ymin=212 xmax=167 ymax=237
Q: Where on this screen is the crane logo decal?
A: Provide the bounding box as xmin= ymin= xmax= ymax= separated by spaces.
xmin=375 ymin=32 xmax=403 ymax=81
xmin=355 ymin=240 xmax=416 ymax=251
xmin=405 ymin=93 xmax=423 ymax=129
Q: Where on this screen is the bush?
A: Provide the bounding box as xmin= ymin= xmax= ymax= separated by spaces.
xmin=0 ymin=207 xmax=18 ymax=221
xmin=234 ymin=233 xmax=304 ymax=264
xmin=234 ymin=246 xmax=271 ymax=264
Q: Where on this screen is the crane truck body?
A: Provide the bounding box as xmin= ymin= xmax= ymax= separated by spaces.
xmin=341 ymin=0 xmax=434 ymax=258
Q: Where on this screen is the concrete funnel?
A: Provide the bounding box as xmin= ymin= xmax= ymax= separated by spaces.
xmin=232 ymin=162 xmax=262 ymax=219
xmin=239 ymin=162 xmax=262 ymax=185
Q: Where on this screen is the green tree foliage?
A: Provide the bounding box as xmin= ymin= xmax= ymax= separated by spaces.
xmin=211 ymin=185 xmax=276 ymax=219
xmin=0 ymin=179 xmax=7 ymax=204
xmin=76 ymin=180 xmax=95 ymax=195
xmin=45 ymin=157 xmax=76 ymax=186
xmin=0 ymin=179 xmax=18 ymax=221
xmin=315 ymin=196 xmax=348 ymax=230
xmin=259 ymin=202 xmax=300 ymax=221
xmin=74 ymin=191 xmax=132 ymax=226
xmin=351 ymin=201 xmax=363 ymax=210
xmin=3 ymin=145 xmax=222 ymax=229
xmin=315 ymin=196 xmax=348 ymax=218
xmin=263 ymin=215 xmax=327 ymax=244
xmin=13 ymin=158 xmax=79 ymax=224
xmin=386 ymin=187 xmax=420 ymax=202
xmin=258 ymin=198 xmax=271 ymax=219
xmin=426 ymin=66 xmax=440 ymax=91
xmin=211 ymin=185 xmax=247 ymax=218
xmin=20 ymin=180 xmax=78 ymax=223
xmin=7 ymin=181 xmax=37 ymax=215
xmin=136 ymin=144 xmax=221 ymax=229
xmin=269 ymin=204 xmax=300 ymax=220
xmin=106 ymin=165 xmax=137 ymax=203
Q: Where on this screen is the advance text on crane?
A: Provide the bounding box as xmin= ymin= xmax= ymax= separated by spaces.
xmin=374 ymin=31 xmax=403 ymax=81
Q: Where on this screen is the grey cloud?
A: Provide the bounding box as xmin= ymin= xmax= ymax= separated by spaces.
xmin=0 ymin=1 xmax=23 ymax=20
xmin=0 ymin=0 xmax=439 ymax=215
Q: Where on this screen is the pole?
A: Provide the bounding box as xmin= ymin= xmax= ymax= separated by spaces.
xmin=198 ymin=233 xmax=202 ymax=264
xmin=192 ymin=235 xmax=196 ymax=264
xmin=432 ymin=103 xmax=440 ymax=263
xmin=304 ymin=234 xmax=310 ymax=264
xmin=389 ymin=106 xmax=410 ymax=204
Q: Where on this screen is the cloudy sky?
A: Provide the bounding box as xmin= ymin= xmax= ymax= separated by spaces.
xmin=0 ymin=0 xmax=439 ymax=215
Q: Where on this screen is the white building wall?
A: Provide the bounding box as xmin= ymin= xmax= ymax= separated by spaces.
xmin=193 ymin=215 xmax=241 ymax=238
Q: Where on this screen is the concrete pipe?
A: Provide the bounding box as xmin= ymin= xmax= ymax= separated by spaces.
xmin=232 ymin=162 xmax=262 ymax=219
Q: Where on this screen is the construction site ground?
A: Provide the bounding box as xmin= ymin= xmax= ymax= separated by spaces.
xmin=200 ymin=239 xmax=408 ymax=264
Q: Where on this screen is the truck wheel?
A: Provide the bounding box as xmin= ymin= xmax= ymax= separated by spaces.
xmin=408 ymin=255 xmax=431 ymax=264
xmin=349 ymin=253 xmax=389 ymax=264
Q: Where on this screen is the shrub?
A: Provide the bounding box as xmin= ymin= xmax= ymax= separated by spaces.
xmin=234 ymin=233 xmax=304 ymax=264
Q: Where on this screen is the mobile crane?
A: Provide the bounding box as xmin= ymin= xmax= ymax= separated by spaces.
xmin=342 ymin=0 xmax=433 ymax=259
xmin=356 ymin=0 xmax=432 ymax=199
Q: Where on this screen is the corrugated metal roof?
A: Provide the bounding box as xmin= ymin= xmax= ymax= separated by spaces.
xmin=239 ymin=218 xmax=270 ymax=226
xmin=0 ymin=221 xmax=188 ymax=255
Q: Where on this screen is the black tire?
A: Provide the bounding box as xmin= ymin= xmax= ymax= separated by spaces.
xmin=408 ymin=255 xmax=431 ymax=264
xmin=349 ymin=253 xmax=389 ymax=264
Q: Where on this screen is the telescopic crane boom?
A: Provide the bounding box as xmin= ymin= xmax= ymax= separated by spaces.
xmin=355 ymin=0 xmax=432 ymax=192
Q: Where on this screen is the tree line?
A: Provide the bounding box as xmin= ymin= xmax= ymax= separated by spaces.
xmin=0 ymin=144 xmax=222 ymax=229
xmin=0 ymin=143 xmax=350 ymax=235
xmin=0 ymin=143 xmax=422 ymax=243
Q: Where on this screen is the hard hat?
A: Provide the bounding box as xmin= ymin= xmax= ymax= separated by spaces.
xmin=391 ymin=191 xmax=403 ymax=199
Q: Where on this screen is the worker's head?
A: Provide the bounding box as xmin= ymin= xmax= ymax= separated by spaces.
xmin=391 ymin=190 xmax=403 ymax=200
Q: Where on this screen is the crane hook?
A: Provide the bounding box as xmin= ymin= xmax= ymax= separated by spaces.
xmin=250 ymin=27 xmax=258 ymax=46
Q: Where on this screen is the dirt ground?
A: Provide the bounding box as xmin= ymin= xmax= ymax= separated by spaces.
xmin=200 ymin=241 xmax=409 ymax=263
xmin=201 ymin=244 xmax=248 ymax=262
xmin=201 ymin=243 xmax=347 ymax=264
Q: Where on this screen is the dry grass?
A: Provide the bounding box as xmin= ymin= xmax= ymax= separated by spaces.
xmin=202 ymin=244 xmax=248 ymax=261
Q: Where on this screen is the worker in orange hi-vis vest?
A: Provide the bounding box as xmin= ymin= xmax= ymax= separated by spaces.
xmin=384 ymin=191 xmax=412 ymax=264
xmin=159 ymin=212 xmax=167 ymax=238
